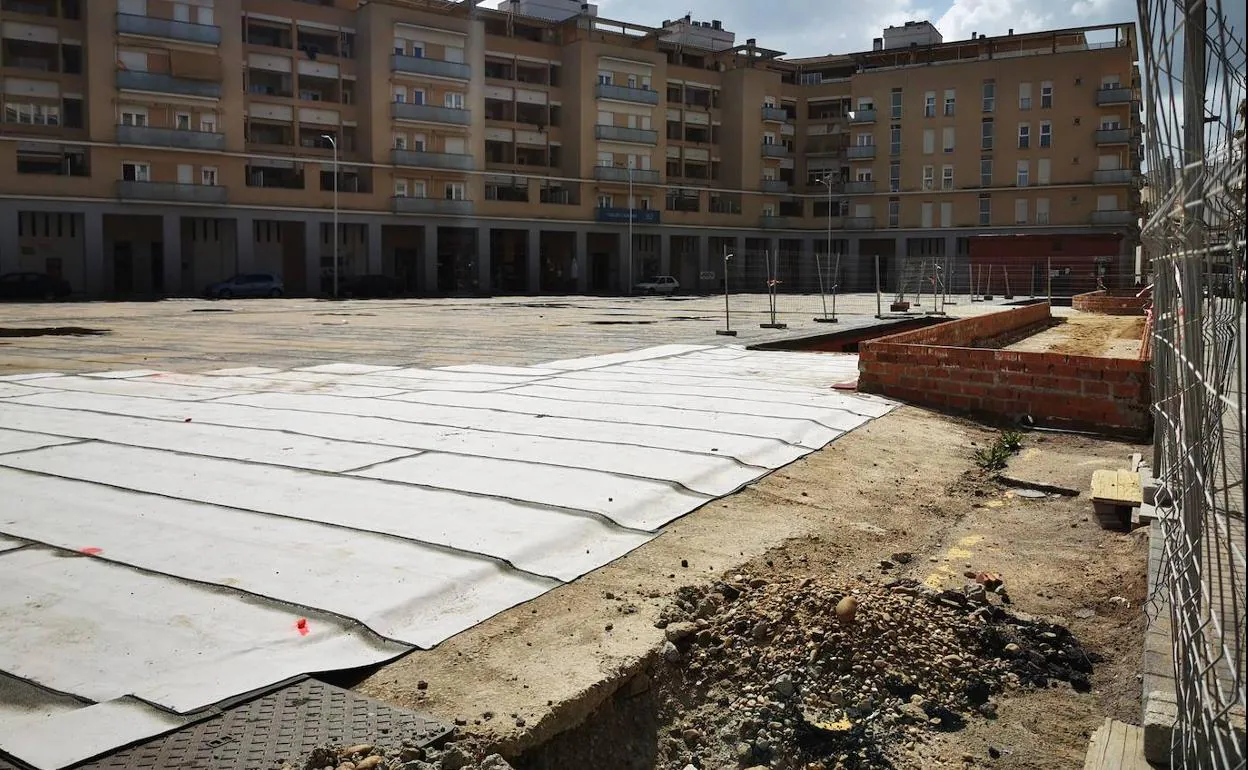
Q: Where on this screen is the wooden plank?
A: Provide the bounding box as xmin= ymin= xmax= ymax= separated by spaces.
xmin=1115 ymin=469 xmax=1143 ymax=504
xmin=1084 ymin=717 xmax=1113 ymax=769
xmin=1092 ymin=469 xmax=1120 ymax=501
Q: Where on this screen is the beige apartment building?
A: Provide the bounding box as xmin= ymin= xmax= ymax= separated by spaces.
xmin=0 ymin=0 xmax=1141 ymax=297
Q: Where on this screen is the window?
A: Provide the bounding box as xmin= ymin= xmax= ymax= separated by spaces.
xmin=200 ymin=115 xmax=216 ymax=133
xmin=924 ymin=91 xmax=935 ymax=117
xmin=890 ymin=88 xmax=902 ymax=119
xmin=942 ymin=126 xmax=955 ymax=153
xmin=1036 ymin=197 xmax=1050 ymax=224
xmin=982 ymin=80 xmax=995 ymax=112
xmin=412 ymin=133 xmax=426 ymax=151
xmin=940 ymin=202 xmax=952 ymax=228
xmin=444 ymin=92 xmax=465 ymax=109
xmin=394 ymin=179 xmax=408 ymax=197
xmin=393 ymin=133 xmax=406 ymax=150
xmin=1037 ymin=158 xmax=1051 ymax=185
xmin=889 ymin=123 xmax=901 ymax=155
xmin=922 ymin=165 xmax=934 ymax=190
xmin=1041 ymin=81 xmax=1053 ymax=109
xmin=855 ymin=168 xmax=873 ymax=182
xmin=393 ymin=38 xmax=405 ymax=56
xmin=921 ymin=202 xmax=934 ymax=228
xmin=1019 ymin=82 xmax=1032 ymax=110
xmin=1016 ymin=160 xmax=1029 ymax=187
xmin=411 ymin=89 xmax=425 ymax=105
xmin=943 ymin=88 xmax=955 ymax=116
xmin=411 ymin=180 xmax=426 ymax=198
xmin=120 ymin=108 xmax=148 ymax=127
xmin=201 ymin=167 xmax=217 ymax=186
xmin=981 ymin=118 xmax=994 ymax=150
xmin=888 ymin=198 xmax=900 ymax=227
xmin=1014 ymin=198 xmax=1028 ymax=224
xmin=122 ymin=161 xmax=150 ymax=182
xmin=392 ymin=86 xmax=406 ymax=103
xmin=597 ymin=193 xmax=613 ymax=208
xmin=445 ymin=182 xmax=466 ymax=200
xmin=1018 ymin=123 xmax=1030 ymax=149
xmin=763 ymin=132 xmax=776 ymax=145
xmin=596 ymin=150 xmax=612 ymax=167
xmin=626 ymin=74 xmax=637 ymax=88
xmin=942 ymin=165 xmax=954 ymax=190
xmin=980 ymin=157 xmax=993 ymax=187
xmin=979 ymin=194 xmax=991 ymax=226
xmin=175 ymin=113 xmax=191 ymax=130
xmin=922 ymin=128 xmax=935 ymax=154
xmin=855 ymin=132 xmax=873 ymax=146
xmin=1039 ymin=120 xmax=1052 ymax=148
xmin=889 ymin=161 xmax=900 ymax=192
xmin=597 ymin=71 xmax=612 ymax=85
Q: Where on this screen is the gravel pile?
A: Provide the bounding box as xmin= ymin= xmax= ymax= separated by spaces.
xmin=288 ymin=734 xmax=512 ymax=770
xmin=653 ymin=571 xmax=1098 ymax=769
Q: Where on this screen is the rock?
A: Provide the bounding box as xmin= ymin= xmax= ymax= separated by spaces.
xmin=988 ymin=745 xmax=1002 ymax=759
xmin=665 ymin=621 xmax=699 ymax=642
xmin=438 ymin=746 xmax=472 ymax=770
xmin=339 ymin=746 xmax=373 ymax=759
xmin=681 ymin=727 xmax=702 ymax=744
xmin=416 ymin=680 xmax=428 ymax=690
xmin=772 ymin=674 xmax=795 ymax=699
xmin=751 ymin=621 xmax=772 ymax=641
xmin=336 ymin=764 xmax=356 ymax=770
xmin=1074 ymin=608 xmax=1095 ymax=619
xmin=354 ymin=758 xmax=383 ymax=770
xmin=305 ymin=748 xmax=338 ymax=770
xmin=892 ymin=552 xmax=913 ymax=564
xmin=480 ymin=756 xmax=513 ymax=770
xmin=835 ymin=596 xmax=858 ymax=624
xmin=663 ymin=641 xmax=682 ymax=663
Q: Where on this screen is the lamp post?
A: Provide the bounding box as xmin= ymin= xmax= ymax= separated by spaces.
xmin=321 ymin=133 xmax=339 ymax=299
xmin=626 ymin=164 xmax=634 ymax=295
xmin=815 ymin=174 xmax=838 ymax=322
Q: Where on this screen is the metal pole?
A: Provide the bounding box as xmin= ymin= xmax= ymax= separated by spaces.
xmin=969 ymin=262 xmax=975 ymax=302
xmin=813 ymin=177 xmax=833 ymax=322
xmin=715 ymin=246 xmax=736 ymax=336
xmin=831 ymin=250 xmax=840 ymax=320
xmin=1046 ymin=256 xmax=1052 ymax=304
xmin=874 ymin=253 xmax=882 ymax=317
xmin=322 ymin=134 xmax=339 ymax=299
xmin=627 ymin=166 xmax=633 ymax=295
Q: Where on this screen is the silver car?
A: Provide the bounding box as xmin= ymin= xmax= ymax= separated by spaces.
xmin=205 ymin=273 xmax=285 ymax=299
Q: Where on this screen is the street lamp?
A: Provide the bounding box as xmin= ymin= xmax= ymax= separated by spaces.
xmin=815 ymin=174 xmax=838 ymax=322
xmin=321 ymin=133 xmax=339 ymax=299
xmin=616 ymin=162 xmax=635 ymax=295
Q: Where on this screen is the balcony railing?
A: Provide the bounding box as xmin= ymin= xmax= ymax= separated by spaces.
xmin=116 ymin=124 xmax=225 ymax=151
xmin=846 ymin=145 xmax=876 ymax=159
xmin=759 ymin=215 xmax=789 ymax=228
xmin=392 ymin=149 xmax=474 ymax=171
xmin=850 ymin=109 xmax=877 ymax=123
xmin=761 ymin=106 xmax=788 ymax=122
xmin=593 ymin=166 xmax=660 ymax=184
xmin=1091 ymin=209 xmax=1137 ymax=225
xmin=595 ymin=207 xmax=661 ymax=224
xmin=594 ymin=83 xmax=660 ymax=105
xmin=116 ymin=70 xmax=220 ymax=98
xmin=117 ymin=180 xmax=226 ymax=204
xmin=1095 ymin=87 xmax=1133 ymax=105
xmin=1095 ymin=128 xmax=1131 ymax=144
xmin=760 ymin=179 xmax=789 ymax=193
xmin=594 ymin=124 xmax=658 ymax=145
xmin=1092 ymin=169 xmax=1138 ymax=184
xmin=393 ymin=197 xmax=474 ymax=216
xmin=844 ymin=216 xmax=876 ymax=229
xmin=391 ymin=53 xmax=470 ymax=81
xmin=843 ymin=180 xmax=876 ymax=194
xmin=391 ymin=102 xmax=471 ymax=125
xmin=116 ymin=13 xmax=221 ymax=45
xmin=761 ymin=143 xmax=789 ymax=158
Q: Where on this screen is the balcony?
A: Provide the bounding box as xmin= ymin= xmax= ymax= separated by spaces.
xmin=1095 ymin=128 xmax=1131 ymax=145
xmin=392 ymin=149 xmax=475 ymax=171
xmin=846 ymin=145 xmax=876 ymax=159
xmin=1096 ymin=87 xmax=1133 ymax=105
xmin=595 ymin=207 xmax=661 ymax=224
xmin=761 ymin=143 xmax=789 ymax=158
xmin=116 ymin=13 xmax=221 ymax=45
xmin=760 ymin=179 xmax=789 ymax=194
xmin=393 ymin=197 xmax=474 ymax=216
xmin=594 ymin=124 xmax=658 ymax=145
xmin=849 ymin=109 xmax=877 ymax=124
xmin=843 ymin=180 xmax=876 ymax=194
xmin=761 ymin=106 xmax=788 ymax=122
xmin=117 ymin=180 xmax=226 ymax=204
xmin=116 ymin=71 xmax=221 ymax=99
xmin=1092 ymin=169 xmax=1138 ymax=184
xmin=595 ymin=83 xmax=660 ymax=106
xmin=391 ymin=53 xmax=470 ymax=81
xmin=593 ymin=166 xmax=661 ymax=184
xmin=1091 ymin=210 xmax=1137 ymax=225
xmin=759 ymin=215 xmax=790 ymax=228
xmin=117 ymin=125 xmax=225 ymax=151
xmin=844 ymin=216 xmax=876 ymax=230
xmin=391 ymin=102 xmax=471 ymax=126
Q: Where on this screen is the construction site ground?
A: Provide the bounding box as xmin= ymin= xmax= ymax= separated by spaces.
xmin=0 ymin=295 xmax=1150 ymax=769
xmin=1005 ymin=313 xmax=1147 ymax=359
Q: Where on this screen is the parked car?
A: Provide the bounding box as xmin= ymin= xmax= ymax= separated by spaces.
xmin=340 ymin=274 xmax=405 ymax=299
xmin=0 ymin=272 xmax=72 ymax=301
xmin=205 ymin=274 xmax=284 ymax=299
xmin=635 ymin=275 xmax=681 ymax=295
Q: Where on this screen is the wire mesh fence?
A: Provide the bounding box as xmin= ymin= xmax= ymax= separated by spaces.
xmin=1138 ymin=0 xmax=1247 ymax=766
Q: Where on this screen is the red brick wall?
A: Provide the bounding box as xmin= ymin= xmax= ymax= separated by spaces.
xmin=859 ymin=305 xmax=1153 ymax=437
xmin=1072 ymin=290 xmax=1149 ymax=316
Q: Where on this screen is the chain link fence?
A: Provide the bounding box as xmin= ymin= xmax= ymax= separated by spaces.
xmin=1138 ymin=0 xmax=1246 ymax=766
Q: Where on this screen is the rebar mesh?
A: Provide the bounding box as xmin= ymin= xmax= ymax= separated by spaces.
xmin=1138 ymin=0 xmax=1247 ymax=767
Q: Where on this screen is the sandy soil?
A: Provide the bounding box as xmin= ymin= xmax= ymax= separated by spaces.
xmin=1007 ymin=314 xmax=1146 ymax=359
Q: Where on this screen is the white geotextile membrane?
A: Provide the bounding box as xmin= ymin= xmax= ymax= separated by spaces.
xmin=0 ymin=345 xmax=891 ymax=769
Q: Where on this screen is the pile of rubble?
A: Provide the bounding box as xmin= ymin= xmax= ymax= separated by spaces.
xmin=653 ymin=571 xmax=1098 ymax=769
xmin=292 ymin=735 xmax=512 ymax=770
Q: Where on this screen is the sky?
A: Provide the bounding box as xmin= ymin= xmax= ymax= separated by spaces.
xmin=591 ymin=0 xmax=1140 ymax=58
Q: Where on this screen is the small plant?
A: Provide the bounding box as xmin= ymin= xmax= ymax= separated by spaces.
xmin=974 ymin=430 xmax=1025 ymax=472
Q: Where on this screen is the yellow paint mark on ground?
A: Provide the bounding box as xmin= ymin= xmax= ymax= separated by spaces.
xmin=923 ymin=534 xmax=984 ymax=589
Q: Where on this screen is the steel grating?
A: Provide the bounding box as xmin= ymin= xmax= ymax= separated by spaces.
xmin=72 ymin=679 xmax=452 ymax=770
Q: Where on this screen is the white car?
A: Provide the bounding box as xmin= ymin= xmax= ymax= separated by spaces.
xmin=635 ymin=275 xmax=680 ymax=294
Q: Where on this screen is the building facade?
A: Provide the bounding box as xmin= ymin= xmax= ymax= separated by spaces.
xmin=0 ymin=0 xmax=1142 ymax=297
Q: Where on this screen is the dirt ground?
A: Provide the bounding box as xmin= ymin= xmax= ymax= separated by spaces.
xmin=1007 ymin=314 xmax=1146 ymax=359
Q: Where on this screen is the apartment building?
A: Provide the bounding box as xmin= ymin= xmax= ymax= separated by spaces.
xmin=0 ymin=0 xmax=1142 ymax=297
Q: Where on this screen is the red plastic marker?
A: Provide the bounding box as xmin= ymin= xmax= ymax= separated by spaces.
xmin=79 ymin=547 xmax=102 ymax=555
xmin=295 ymin=618 xmax=309 ymax=636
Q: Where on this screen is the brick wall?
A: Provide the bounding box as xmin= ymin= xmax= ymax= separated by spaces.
xmin=859 ymin=304 xmax=1153 ymax=438
xmin=1072 ymin=290 xmax=1149 ymax=316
